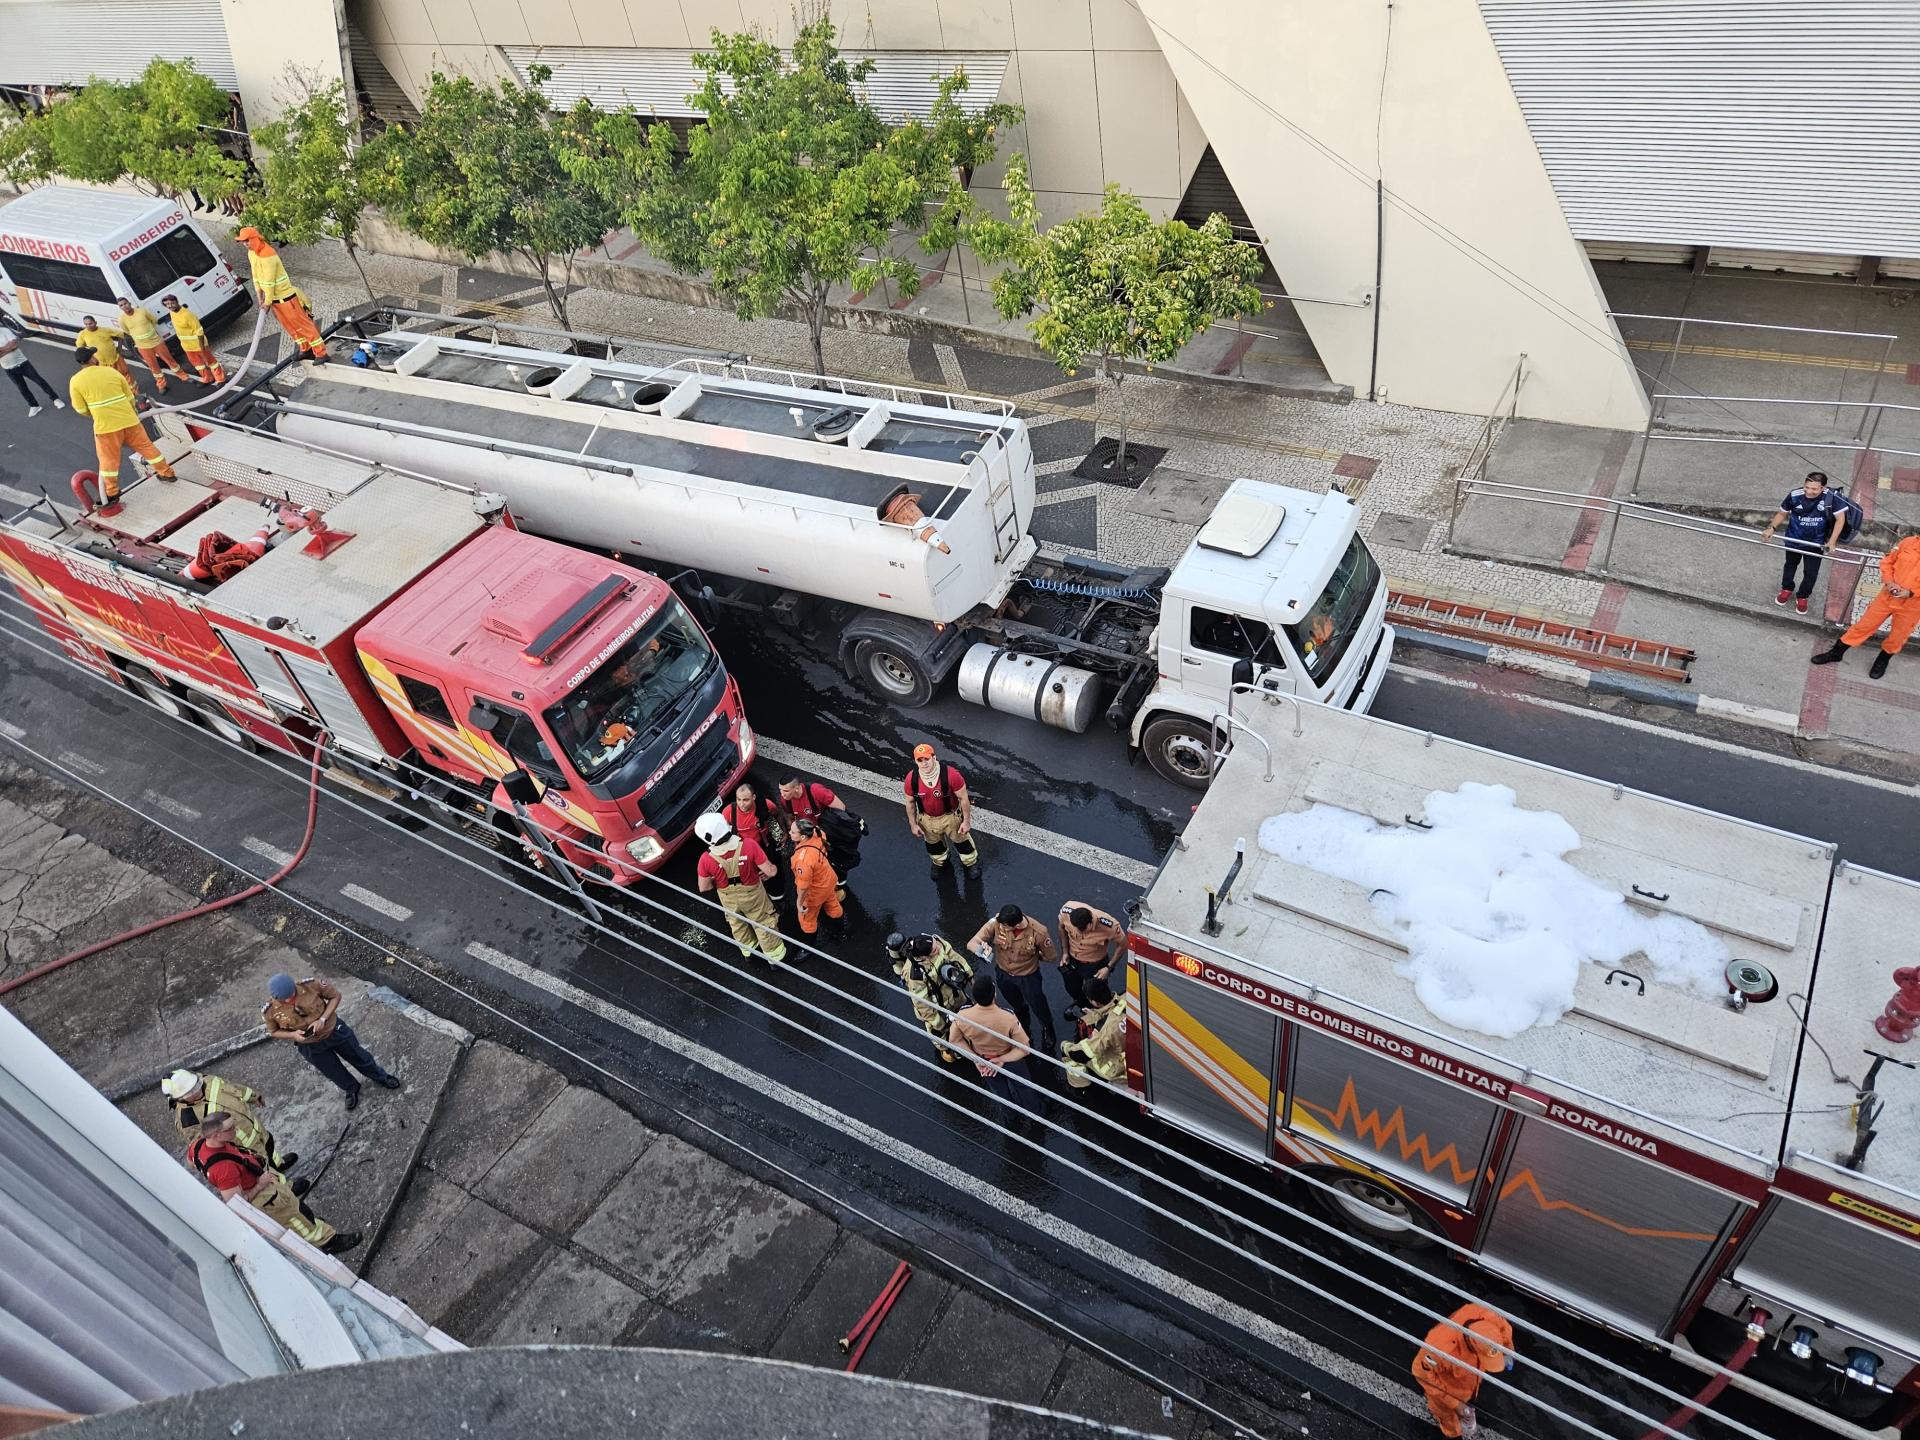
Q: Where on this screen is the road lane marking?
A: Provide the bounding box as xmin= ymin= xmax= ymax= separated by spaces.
xmin=142 ymin=789 xmax=202 ymax=821
xmin=455 ymin=936 xmax=1419 ymax=1415
xmin=0 ymin=718 xmax=24 ymax=740
xmin=1387 ymin=662 xmax=1920 ymax=799
xmin=342 ymin=883 xmax=414 ymax=922
xmin=0 ymin=483 xmax=41 ymax=509
xmin=56 ymin=750 xmax=105 ymax=776
xmin=754 ymin=736 xmax=1159 ymax=887
xmin=243 ymin=835 xmax=297 ymax=867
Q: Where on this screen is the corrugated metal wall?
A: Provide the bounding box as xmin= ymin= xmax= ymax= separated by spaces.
xmin=1480 ymin=0 xmax=1920 ymax=259
xmin=0 ymin=0 xmax=237 ymax=90
xmin=501 ymin=47 xmax=1008 ymax=123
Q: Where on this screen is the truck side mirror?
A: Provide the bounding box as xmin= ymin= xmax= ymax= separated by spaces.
xmin=467 ymin=703 xmax=499 ymax=733
xmin=1231 ymin=658 xmax=1254 ymax=687
xmin=500 ymin=768 xmax=542 ymax=806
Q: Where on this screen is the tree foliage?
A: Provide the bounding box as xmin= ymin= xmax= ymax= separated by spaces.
xmin=241 ymin=81 xmax=377 ymax=299
xmin=360 ymin=66 xmax=616 ymax=329
xmin=569 ymin=16 xmax=1021 ymax=375
xmin=0 ymin=113 xmax=54 ymax=190
xmin=971 ymin=154 xmax=1266 ymax=466
xmin=33 ymin=59 xmax=246 ymax=204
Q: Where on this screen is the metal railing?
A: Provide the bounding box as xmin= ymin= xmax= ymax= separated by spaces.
xmin=1444 ymin=354 xmax=1528 ymax=550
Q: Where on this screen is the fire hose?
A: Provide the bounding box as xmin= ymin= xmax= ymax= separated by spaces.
xmin=1636 ymin=1310 xmax=1766 ymax=1440
xmin=0 ymin=745 xmax=322 ymax=998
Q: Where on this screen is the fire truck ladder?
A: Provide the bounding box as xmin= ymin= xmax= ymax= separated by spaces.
xmin=1387 ymin=590 xmax=1696 ymax=683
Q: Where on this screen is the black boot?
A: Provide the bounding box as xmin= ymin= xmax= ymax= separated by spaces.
xmin=1810 ymin=641 xmax=1850 ymax=665
xmin=1870 ymin=650 xmax=1892 ymax=679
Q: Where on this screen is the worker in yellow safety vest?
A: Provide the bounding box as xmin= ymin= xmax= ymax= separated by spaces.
xmin=236 ymin=226 xmax=327 ymax=362
xmin=160 ymin=295 xmax=226 ymax=385
xmin=115 ymin=296 xmax=188 ymax=390
xmin=69 ymin=347 xmax=173 ymax=507
xmin=74 ymin=315 xmax=131 ymax=378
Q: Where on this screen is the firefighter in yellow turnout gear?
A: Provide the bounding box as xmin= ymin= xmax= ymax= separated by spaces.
xmin=187 ymin=1113 xmax=359 ymax=1255
xmin=162 ymin=1069 xmax=297 ymax=1176
xmin=886 ymin=932 xmax=977 ymax=1062
xmin=1061 ymin=977 xmax=1126 ymax=1089
xmin=694 ymin=812 xmax=787 ymax=962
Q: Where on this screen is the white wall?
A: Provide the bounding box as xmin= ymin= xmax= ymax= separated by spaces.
xmin=1135 ymin=0 xmax=1647 ymax=430
xmin=219 ymin=0 xmax=352 ymax=125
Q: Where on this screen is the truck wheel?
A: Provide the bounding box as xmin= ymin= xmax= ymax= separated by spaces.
xmin=1141 ymin=715 xmax=1217 ymax=789
xmin=198 ymin=704 xmax=259 ymax=752
xmin=122 ymin=664 xmax=189 ymax=721
xmin=855 ymin=637 xmax=935 ymax=708
xmin=1309 ymin=1170 xmax=1438 ymax=1249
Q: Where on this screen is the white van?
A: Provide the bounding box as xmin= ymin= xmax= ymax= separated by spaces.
xmin=0 ymin=187 xmax=250 ymax=343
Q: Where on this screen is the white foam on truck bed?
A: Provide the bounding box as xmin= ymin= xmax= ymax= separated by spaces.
xmin=1257 ymin=782 xmax=1730 ymax=1038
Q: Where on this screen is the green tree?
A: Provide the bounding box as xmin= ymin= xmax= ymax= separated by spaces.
xmin=361 ymin=66 xmax=616 ymax=329
xmin=0 ymin=112 xmax=54 ymax=190
xmin=571 ymin=16 xmax=1020 ymax=376
xmin=35 ymin=60 xmax=246 ymax=205
xmin=971 ymin=154 xmax=1266 ymax=470
xmin=242 ymin=80 xmax=377 ymax=300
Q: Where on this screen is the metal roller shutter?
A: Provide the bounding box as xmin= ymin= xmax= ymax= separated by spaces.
xmin=1582 ymin=241 xmax=1695 ymax=267
xmin=1479 ymin=1 xmax=1920 ymax=261
xmin=0 ymin=0 xmax=237 ymax=90
xmin=346 ymin=21 xmax=419 ymax=126
xmin=501 ymin=47 xmax=1009 ymax=123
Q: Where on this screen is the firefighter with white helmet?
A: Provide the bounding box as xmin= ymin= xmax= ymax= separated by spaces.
xmin=161 ymin=1068 xmax=305 ymax=1192
xmin=694 ymin=811 xmax=787 ymax=963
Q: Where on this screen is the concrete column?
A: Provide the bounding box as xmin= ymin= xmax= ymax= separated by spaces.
xmin=1134 ymin=0 xmax=1648 ymax=431
xmin=217 ymin=0 xmax=352 ymax=129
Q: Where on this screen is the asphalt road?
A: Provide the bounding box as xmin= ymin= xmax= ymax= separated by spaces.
xmin=5 ymin=344 xmax=1918 ymax=1440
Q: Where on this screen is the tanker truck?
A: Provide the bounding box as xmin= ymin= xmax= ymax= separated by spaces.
xmin=241 ymin=315 xmax=1393 ymax=788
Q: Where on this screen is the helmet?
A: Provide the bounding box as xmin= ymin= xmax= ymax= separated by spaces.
xmin=160 ymin=1069 xmax=201 ymax=1100
xmin=694 ymin=813 xmax=734 ymax=846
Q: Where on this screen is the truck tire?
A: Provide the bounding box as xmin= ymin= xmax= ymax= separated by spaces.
xmin=198 ymin=703 xmax=259 ymax=751
xmin=121 ymin=664 xmax=190 ymax=722
xmin=1140 ymin=715 xmax=1217 ymax=789
xmin=853 ymin=636 xmax=936 ymax=708
xmin=1305 ymin=1168 xmax=1439 ymax=1249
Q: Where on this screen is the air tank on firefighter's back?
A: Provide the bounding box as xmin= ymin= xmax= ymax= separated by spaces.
xmin=956 ymin=644 xmax=1103 ymax=732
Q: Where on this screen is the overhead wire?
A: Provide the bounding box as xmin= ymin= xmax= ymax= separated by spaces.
xmin=0 ymin=598 xmax=1813 ymax=1440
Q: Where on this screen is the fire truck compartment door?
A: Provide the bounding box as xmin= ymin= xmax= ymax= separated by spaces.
xmin=216 ymin=628 xmax=307 ymax=710
xmin=279 ymin=653 xmax=386 ymax=759
xmin=1478 ymin=1117 xmax=1748 ymax=1335
xmin=1285 ymin=1029 xmax=1499 ymax=1205
xmin=1140 ymin=963 xmax=1278 ymax=1161
xmin=1733 ymin=1196 xmax=1920 ymax=1358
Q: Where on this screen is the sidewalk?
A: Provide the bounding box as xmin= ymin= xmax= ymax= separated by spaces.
xmin=0 ymin=781 xmax=1212 ymax=1439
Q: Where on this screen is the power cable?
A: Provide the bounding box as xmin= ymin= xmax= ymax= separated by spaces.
xmin=0 ymin=605 xmax=1813 ymax=1440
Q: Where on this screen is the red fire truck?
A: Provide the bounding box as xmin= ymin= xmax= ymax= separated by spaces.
xmin=0 ymin=419 xmax=753 ymax=877
xmin=1126 ymin=698 xmax=1920 ymax=1436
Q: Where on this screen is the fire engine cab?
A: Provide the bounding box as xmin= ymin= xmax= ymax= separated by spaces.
xmin=0 ymin=418 xmax=752 ymax=877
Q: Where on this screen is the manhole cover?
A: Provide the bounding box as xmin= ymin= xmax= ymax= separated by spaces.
xmin=1370 ymin=512 xmax=1435 ymax=551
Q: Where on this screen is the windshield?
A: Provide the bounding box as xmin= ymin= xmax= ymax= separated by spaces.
xmin=1284 ymin=535 xmax=1380 ymax=685
xmin=545 ymin=601 xmax=714 ymax=778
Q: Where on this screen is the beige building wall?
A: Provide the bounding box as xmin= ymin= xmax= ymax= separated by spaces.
xmin=218 ymin=0 xmax=351 ymax=126
xmin=1135 ymin=0 xmax=1646 ymax=429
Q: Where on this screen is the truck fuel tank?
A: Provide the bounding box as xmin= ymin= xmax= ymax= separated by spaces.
xmin=957 ymin=643 xmax=1103 ymax=733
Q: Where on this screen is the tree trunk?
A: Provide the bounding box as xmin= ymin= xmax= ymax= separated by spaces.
xmin=805 ymin=285 xmax=828 ymax=379
xmin=1109 ymin=359 xmax=1129 ymax=471
xmin=535 ymin=259 xmax=571 ymax=331
xmin=343 ymin=238 xmax=377 ymax=302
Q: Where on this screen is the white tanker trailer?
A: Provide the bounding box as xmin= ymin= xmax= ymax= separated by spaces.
xmin=246 ymin=315 xmax=1393 ymax=787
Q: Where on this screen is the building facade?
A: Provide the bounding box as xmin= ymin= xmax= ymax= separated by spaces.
xmin=3 ymin=0 xmax=1918 ymax=429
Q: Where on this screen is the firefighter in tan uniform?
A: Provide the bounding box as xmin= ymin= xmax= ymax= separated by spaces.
xmin=694 ymin=812 xmax=787 ymax=962
xmin=188 ymin=1113 xmax=359 ymax=1256
xmin=161 ymin=1068 xmax=301 ymax=1186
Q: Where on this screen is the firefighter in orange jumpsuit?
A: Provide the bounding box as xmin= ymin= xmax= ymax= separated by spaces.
xmin=237 ymin=227 xmax=327 ymax=362
xmin=1411 ymin=1303 xmax=1513 ymax=1438
xmin=1812 ymin=534 xmax=1920 ymax=680
xmin=69 ymin=348 xmax=174 ymax=507
xmin=787 ymin=817 xmax=846 ymax=941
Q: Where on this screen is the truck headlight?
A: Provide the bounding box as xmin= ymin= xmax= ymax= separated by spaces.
xmin=736 ymin=717 xmax=754 ymax=758
xmin=624 ymin=835 xmax=665 ymax=865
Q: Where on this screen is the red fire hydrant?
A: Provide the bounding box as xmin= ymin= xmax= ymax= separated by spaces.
xmin=1876 ymin=968 xmax=1920 ymax=1043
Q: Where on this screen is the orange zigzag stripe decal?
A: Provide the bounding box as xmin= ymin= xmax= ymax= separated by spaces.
xmin=1498 ymin=1169 xmax=1718 ymax=1243
xmin=1292 ymin=1078 xmax=1480 ymax=1188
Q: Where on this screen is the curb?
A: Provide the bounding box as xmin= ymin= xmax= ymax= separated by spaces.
xmin=1392 ymin=628 xmax=1801 ymax=735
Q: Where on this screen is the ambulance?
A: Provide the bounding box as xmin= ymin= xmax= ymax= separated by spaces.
xmin=0 ymin=186 xmax=249 ymax=340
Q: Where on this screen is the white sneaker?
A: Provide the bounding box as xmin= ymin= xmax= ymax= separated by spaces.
xmin=53 ymin=399 xmax=65 ymax=409
xmin=26 ymin=405 xmax=41 ymax=417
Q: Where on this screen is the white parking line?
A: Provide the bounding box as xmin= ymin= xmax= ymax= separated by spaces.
xmin=56 ymin=750 xmax=105 ymax=776
xmin=755 ymin=737 xmax=1159 ymax=888
xmin=243 ymin=835 xmax=297 ymax=867
xmin=142 ymin=789 xmax=202 ymax=821
xmin=341 ymin=883 xmax=414 ymax=922
xmin=455 ymin=935 xmax=1418 ymax=1414
xmin=0 ymin=718 xmax=24 ymax=740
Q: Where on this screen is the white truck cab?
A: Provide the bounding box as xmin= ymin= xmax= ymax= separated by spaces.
xmin=1132 ymin=479 xmax=1394 ymax=785
xmin=0 ymin=187 xmax=249 ymax=342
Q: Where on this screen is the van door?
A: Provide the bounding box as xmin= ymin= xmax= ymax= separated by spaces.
xmin=114 ymin=221 xmax=238 ymax=329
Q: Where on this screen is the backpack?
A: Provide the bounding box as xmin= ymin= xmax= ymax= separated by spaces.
xmin=815 ymin=804 xmax=867 ymax=874
xmin=1830 ymin=489 xmax=1867 ymax=543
